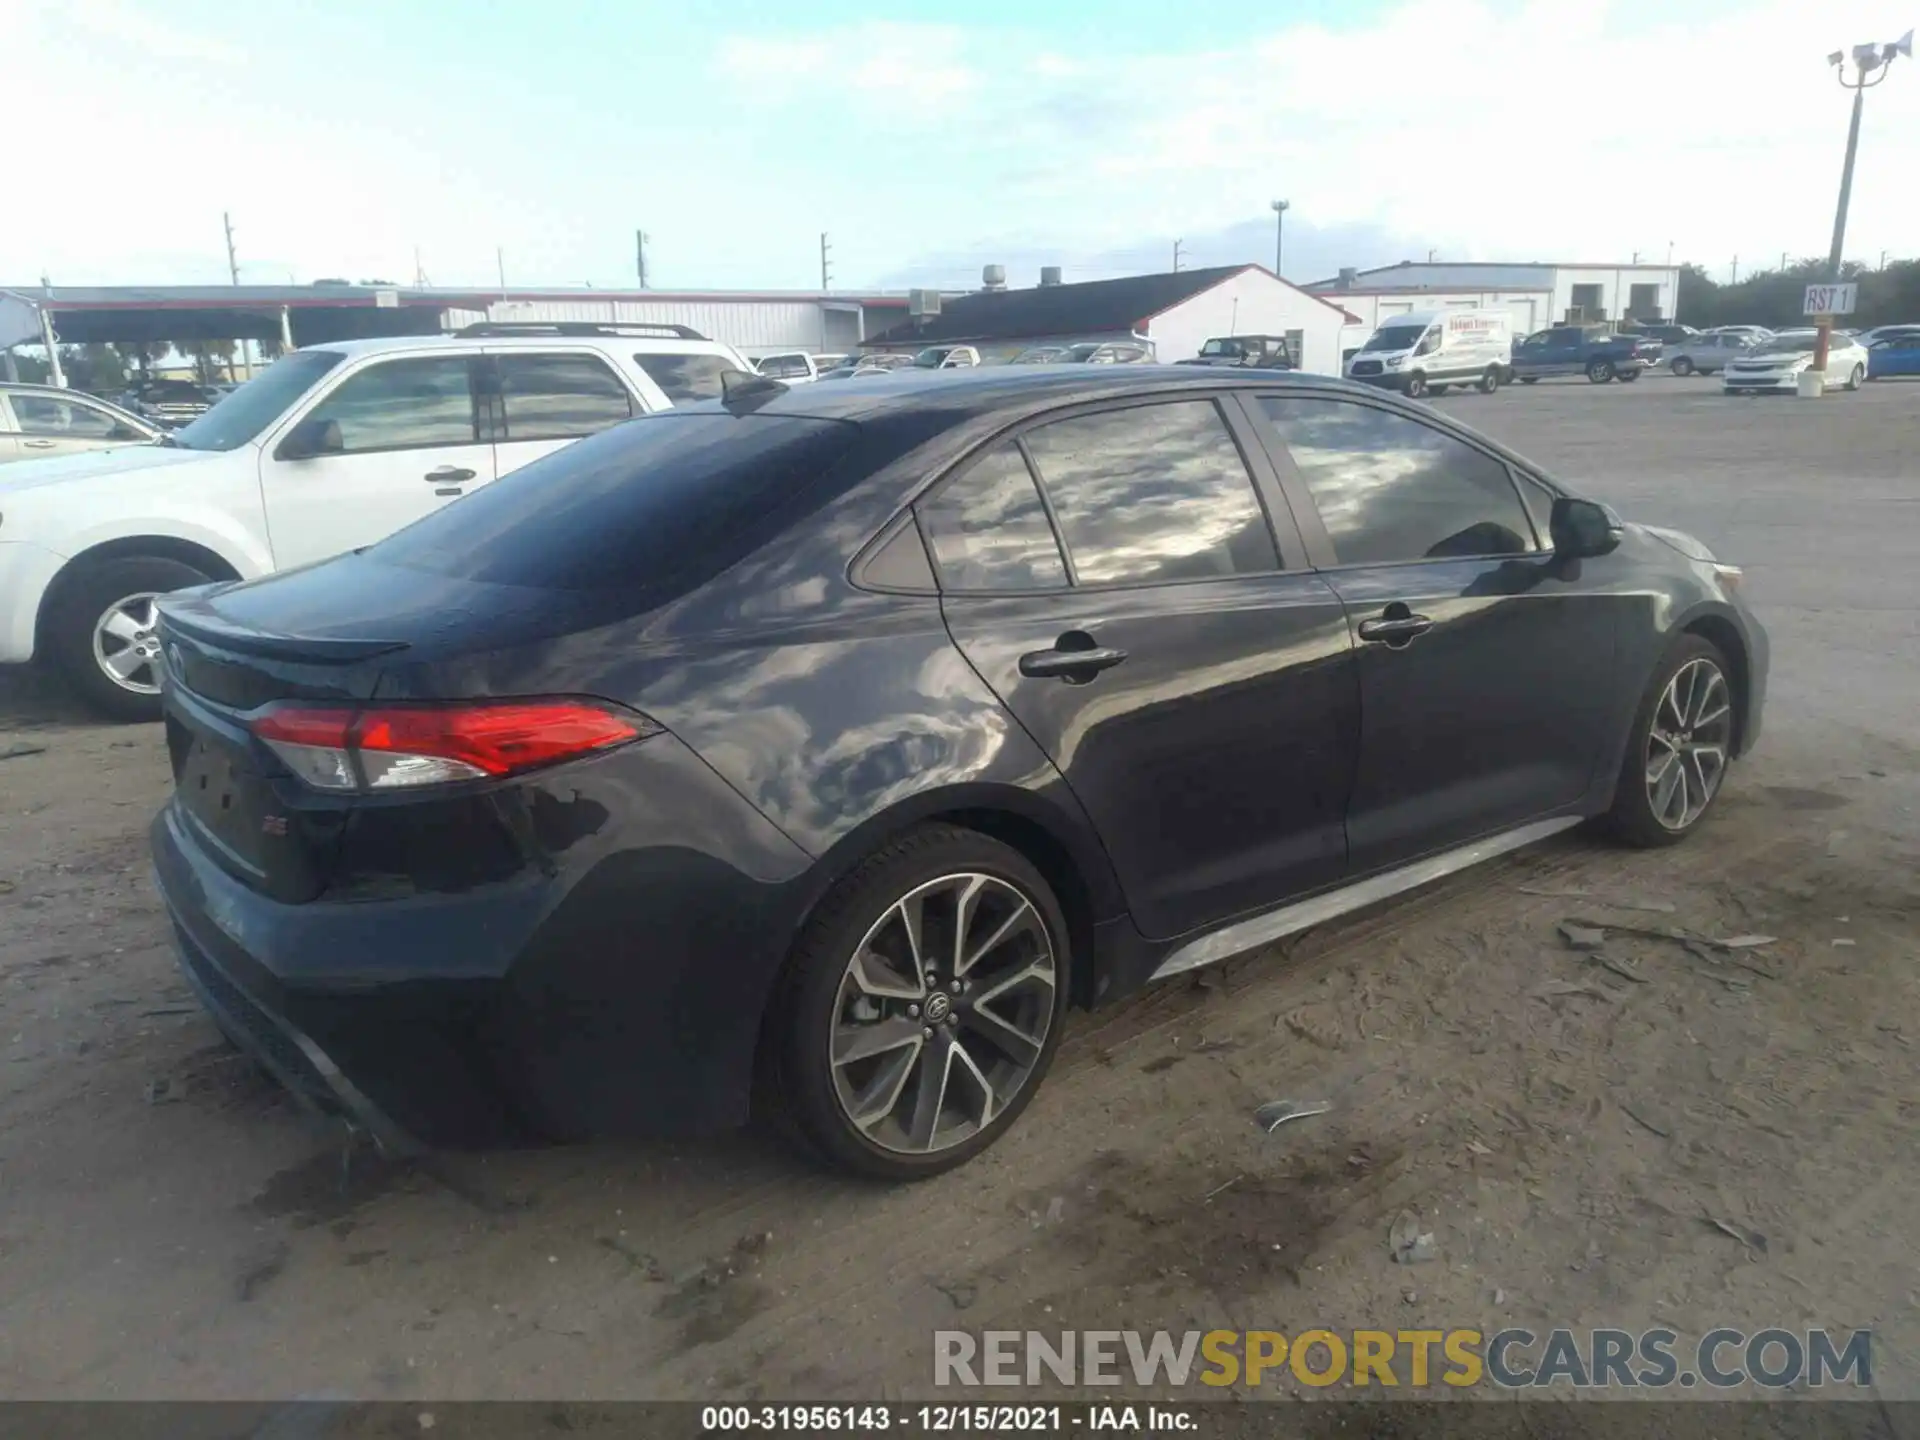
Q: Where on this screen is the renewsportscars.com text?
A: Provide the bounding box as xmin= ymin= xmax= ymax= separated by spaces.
xmin=933 ymin=1328 xmax=1873 ymax=1390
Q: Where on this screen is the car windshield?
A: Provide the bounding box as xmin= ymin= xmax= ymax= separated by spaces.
xmin=1199 ymin=340 xmax=1240 ymax=357
xmin=1363 ymin=327 xmax=1425 ymax=352
xmin=1755 ymin=334 xmax=1819 ymax=354
xmin=370 ymin=412 xmax=858 ymax=593
xmin=167 ymin=350 xmax=345 ymax=451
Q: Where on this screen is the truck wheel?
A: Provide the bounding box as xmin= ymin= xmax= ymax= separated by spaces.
xmin=45 ymin=555 xmax=211 ymax=722
xmin=1671 ymin=357 xmax=1695 ymax=376
xmin=1586 ymin=359 xmax=1615 ymax=383
xmin=1403 ymin=373 xmax=1427 ymax=398
xmin=1477 ymin=367 xmax=1501 ymax=394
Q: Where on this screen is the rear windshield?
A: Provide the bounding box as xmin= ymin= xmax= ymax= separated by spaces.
xmin=369 ymin=412 xmax=857 ymax=592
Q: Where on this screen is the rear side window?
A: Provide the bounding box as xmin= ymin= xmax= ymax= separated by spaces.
xmin=371 ymin=414 xmax=856 ymax=592
xmin=493 ymin=354 xmax=633 ymax=441
xmin=636 ymin=353 xmax=749 ymax=404
xmin=1022 ymin=400 xmax=1278 ymax=585
xmin=919 ymin=444 xmax=1068 ymax=592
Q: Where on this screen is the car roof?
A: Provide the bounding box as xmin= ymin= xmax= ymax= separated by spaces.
xmin=688 ymin=363 xmax=1356 ymax=425
xmin=304 ymin=333 xmax=735 ymax=360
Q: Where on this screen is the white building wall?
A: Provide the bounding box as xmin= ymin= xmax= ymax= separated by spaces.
xmin=1549 ymin=266 xmax=1680 ymax=324
xmin=1147 ymin=270 xmax=1350 ymax=374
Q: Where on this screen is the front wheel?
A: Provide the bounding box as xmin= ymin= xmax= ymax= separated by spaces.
xmin=1845 ymin=363 xmax=1865 ymax=391
xmin=1477 ymin=366 xmax=1501 ymax=394
xmin=1403 ymin=373 xmax=1428 ymax=399
xmin=762 ymin=825 xmax=1072 ymax=1180
xmin=45 ymin=555 xmax=212 ymax=722
xmin=1604 ymin=636 xmax=1736 ymax=848
xmin=1587 ymin=359 xmax=1615 ymax=383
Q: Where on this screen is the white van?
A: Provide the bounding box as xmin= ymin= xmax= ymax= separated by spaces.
xmin=1344 ymin=309 xmax=1513 ymax=398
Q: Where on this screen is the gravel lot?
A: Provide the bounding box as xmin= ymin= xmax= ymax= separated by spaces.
xmin=2 ymin=375 xmax=1917 ymax=1403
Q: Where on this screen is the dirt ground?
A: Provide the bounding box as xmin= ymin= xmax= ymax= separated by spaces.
xmin=1 ymin=378 xmax=1917 ymax=1404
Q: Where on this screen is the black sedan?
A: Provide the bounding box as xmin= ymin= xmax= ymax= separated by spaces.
xmin=149 ymin=367 xmax=1766 ymax=1179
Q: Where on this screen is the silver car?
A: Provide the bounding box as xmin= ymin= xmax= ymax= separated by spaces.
xmin=1666 ymin=332 xmax=1759 ymax=376
xmin=0 ymin=383 xmax=163 ymax=463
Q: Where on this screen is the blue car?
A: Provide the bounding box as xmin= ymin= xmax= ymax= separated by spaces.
xmin=1867 ymin=332 xmax=1920 ymax=380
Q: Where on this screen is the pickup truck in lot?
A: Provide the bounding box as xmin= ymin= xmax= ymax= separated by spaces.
xmin=1512 ymin=326 xmax=1659 ymax=384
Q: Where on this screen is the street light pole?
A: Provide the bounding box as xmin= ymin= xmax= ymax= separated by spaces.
xmin=1269 ymin=200 xmax=1290 ymax=278
xmin=1816 ymin=32 xmax=1909 ymax=371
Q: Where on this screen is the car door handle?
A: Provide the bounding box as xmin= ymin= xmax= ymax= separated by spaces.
xmin=424 ymin=466 xmax=476 ymax=483
xmin=1019 ymin=643 xmax=1128 ymax=680
xmin=1357 ymin=612 xmax=1434 ymax=643
xmin=23 ymin=439 xmax=55 ymax=449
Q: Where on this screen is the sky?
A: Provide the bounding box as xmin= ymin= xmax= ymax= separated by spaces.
xmin=6 ymin=0 xmax=1917 ymax=294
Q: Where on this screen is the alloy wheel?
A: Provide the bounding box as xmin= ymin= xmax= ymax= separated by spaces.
xmin=1645 ymin=657 xmax=1732 ymax=831
xmin=829 ymin=872 xmax=1057 ymax=1155
xmin=91 ymin=593 xmax=165 ymax=696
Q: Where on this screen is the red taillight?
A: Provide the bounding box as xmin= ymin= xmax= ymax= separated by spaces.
xmin=253 ymin=700 xmax=654 ymax=792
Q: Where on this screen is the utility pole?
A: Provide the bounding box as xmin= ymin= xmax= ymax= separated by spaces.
xmin=1666 ymin=240 xmax=1674 ymax=266
xmin=635 ymin=230 xmax=649 ymax=289
xmin=1269 ymin=200 xmax=1289 ymax=277
xmin=1781 ymin=251 xmax=1789 ymax=271
xmin=820 ymin=232 xmax=832 ymax=291
xmin=1731 ymin=255 xmax=1739 ymax=284
xmin=1172 ymin=239 xmax=1184 ymax=272
xmin=497 ymin=247 xmax=507 ymax=297
xmin=1632 ymin=251 xmax=1640 ymax=264
xmin=1816 ymin=33 xmax=1909 ymax=371
xmin=223 ymin=211 xmax=239 ymax=284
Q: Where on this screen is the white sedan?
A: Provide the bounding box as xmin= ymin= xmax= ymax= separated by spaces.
xmin=1722 ymin=330 xmax=1869 ymax=394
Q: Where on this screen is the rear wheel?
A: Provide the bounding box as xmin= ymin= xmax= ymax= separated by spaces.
xmin=1477 ymin=366 xmax=1501 ymax=394
xmin=45 ymin=555 xmax=211 ymax=722
xmin=1671 ymin=357 xmax=1695 ymax=376
xmin=1604 ymin=635 xmax=1736 ymax=848
xmin=762 ymin=825 xmax=1072 ymax=1180
xmin=1586 ymin=359 xmax=1615 ymax=383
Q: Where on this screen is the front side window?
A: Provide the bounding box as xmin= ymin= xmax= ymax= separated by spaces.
xmin=635 ymin=352 xmax=749 ymax=404
xmin=493 ymin=353 xmax=634 ymax=441
xmin=1257 ymin=396 xmax=1533 ymax=566
xmin=1022 ymin=400 xmax=1278 ymax=586
xmin=919 ymin=444 xmax=1068 ymax=592
xmin=302 ymin=357 xmax=477 ymax=454
xmin=8 ymin=394 xmax=142 ymax=439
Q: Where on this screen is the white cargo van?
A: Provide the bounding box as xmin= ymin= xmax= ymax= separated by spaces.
xmin=1344 ymin=309 xmax=1513 ymax=398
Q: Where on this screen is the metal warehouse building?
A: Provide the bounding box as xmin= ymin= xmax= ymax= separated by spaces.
xmin=867 ymin=264 xmax=1361 ymax=374
xmin=1 ymin=283 xmax=912 ymax=375
xmin=1307 ymin=260 xmax=1684 ymax=344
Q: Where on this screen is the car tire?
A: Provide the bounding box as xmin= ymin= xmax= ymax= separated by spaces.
xmin=1477 ymin=367 xmax=1501 ymax=394
xmin=1845 ymin=363 xmax=1864 ymax=391
xmin=1519 ymin=376 xmax=1538 ymax=385
xmin=1603 ymin=634 xmax=1736 ymax=849
xmin=760 ymin=824 xmax=1073 ymax=1180
xmin=1403 ymin=373 xmax=1427 ymax=399
xmin=45 ymin=555 xmax=211 ymax=723
xmin=1586 ymin=359 xmax=1614 ymax=383
xmin=1671 ymin=357 xmax=1695 ymax=376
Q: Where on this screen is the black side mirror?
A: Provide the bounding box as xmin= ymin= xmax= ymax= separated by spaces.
xmin=1550 ymin=496 xmax=1625 ymax=558
xmin=278 ymin=416 xmax=342 ymax=461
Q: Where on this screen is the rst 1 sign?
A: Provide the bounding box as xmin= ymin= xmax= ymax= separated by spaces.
xmin=1804 ymin=283 xmax=1858 ymax=317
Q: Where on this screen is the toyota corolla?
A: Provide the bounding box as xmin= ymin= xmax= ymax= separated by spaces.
xmin=149 ymin=367 xmax=1766 ymax=1180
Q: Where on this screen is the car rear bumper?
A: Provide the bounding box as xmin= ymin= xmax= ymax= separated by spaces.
xmin=0 ymin=540 xmax=64 ymax=665
xmin=149 ymin=731 xmax=816 ymax=1149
